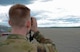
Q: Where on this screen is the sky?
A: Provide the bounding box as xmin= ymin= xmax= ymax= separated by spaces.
xmin=0 ymin=0 xmax=80 ymax=27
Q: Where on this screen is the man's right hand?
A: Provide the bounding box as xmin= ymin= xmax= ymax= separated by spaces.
xmin=31 ymin=17 xmax=38 ymax=33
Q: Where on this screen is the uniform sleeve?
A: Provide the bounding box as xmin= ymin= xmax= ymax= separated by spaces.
xmin=33 ymin=31 xmax=57 ymax=52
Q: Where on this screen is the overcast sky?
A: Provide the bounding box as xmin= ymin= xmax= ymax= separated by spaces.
xmin=0 ymin=0 xmax=80 ymax=27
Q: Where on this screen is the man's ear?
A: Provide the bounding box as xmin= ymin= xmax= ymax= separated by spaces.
xmin=8 ymin=20 xmax=12 ymax=26
xmin=26 ymin=20 xmax=31 ymax=28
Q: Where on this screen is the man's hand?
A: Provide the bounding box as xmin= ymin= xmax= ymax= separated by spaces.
xmin=31 ymin=17 xmax=38 ymax=33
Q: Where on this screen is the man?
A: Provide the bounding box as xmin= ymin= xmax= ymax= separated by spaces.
xmin=0 ymin=4 xmax=57 ymax=52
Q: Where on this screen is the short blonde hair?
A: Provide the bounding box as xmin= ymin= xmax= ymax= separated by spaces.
xmin=9 ymin=4 xmax=30 ymax=27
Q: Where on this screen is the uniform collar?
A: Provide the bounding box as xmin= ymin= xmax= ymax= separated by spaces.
xmin=7 ymin=34 xmax=28 ymax=40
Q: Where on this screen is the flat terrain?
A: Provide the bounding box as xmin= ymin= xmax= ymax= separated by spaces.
xmin=38 ymin=28 xmax=80 ymax=52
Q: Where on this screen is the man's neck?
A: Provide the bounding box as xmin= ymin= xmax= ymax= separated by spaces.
xmin=11 ymin=27 xmax=28 ymax=36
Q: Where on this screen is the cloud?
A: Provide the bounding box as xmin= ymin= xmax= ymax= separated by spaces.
xmin=0 ymin=5 xmax=11 ymax=14
xmin=38 ymin=0 xmax=53 ymax=2
xmin=0 ymin=0 xmax=53 ymax=5
xmin=47 ymin=15 xmax=80 ymax=23
xmin=37 ymin=15 xmax=80 ymax=27
xmin=0 ymin=0 xmax=80 ymax=27
xmin=28 ymin=0 xmax=80 ymax=20
xmin=0 ymin=20 xmax=2 ymax=22
xmin=0 ymin=0 xmax=36 ymax=5
xmin=31 ymin=10 xmax=52 ymax=20
xmin=0 ymin=13 xmax=9 ymax=26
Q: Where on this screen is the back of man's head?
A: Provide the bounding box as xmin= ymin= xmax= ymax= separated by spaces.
xmin=9 ymin=4 xmax=30 ymax=27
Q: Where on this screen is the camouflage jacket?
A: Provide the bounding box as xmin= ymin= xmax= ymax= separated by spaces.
xmin=0 ymin=31 xmax=57 ymax=52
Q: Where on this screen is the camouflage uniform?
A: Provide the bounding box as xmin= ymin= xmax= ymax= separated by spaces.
xmin=0 ymin=31 xmax=57 ymax=52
